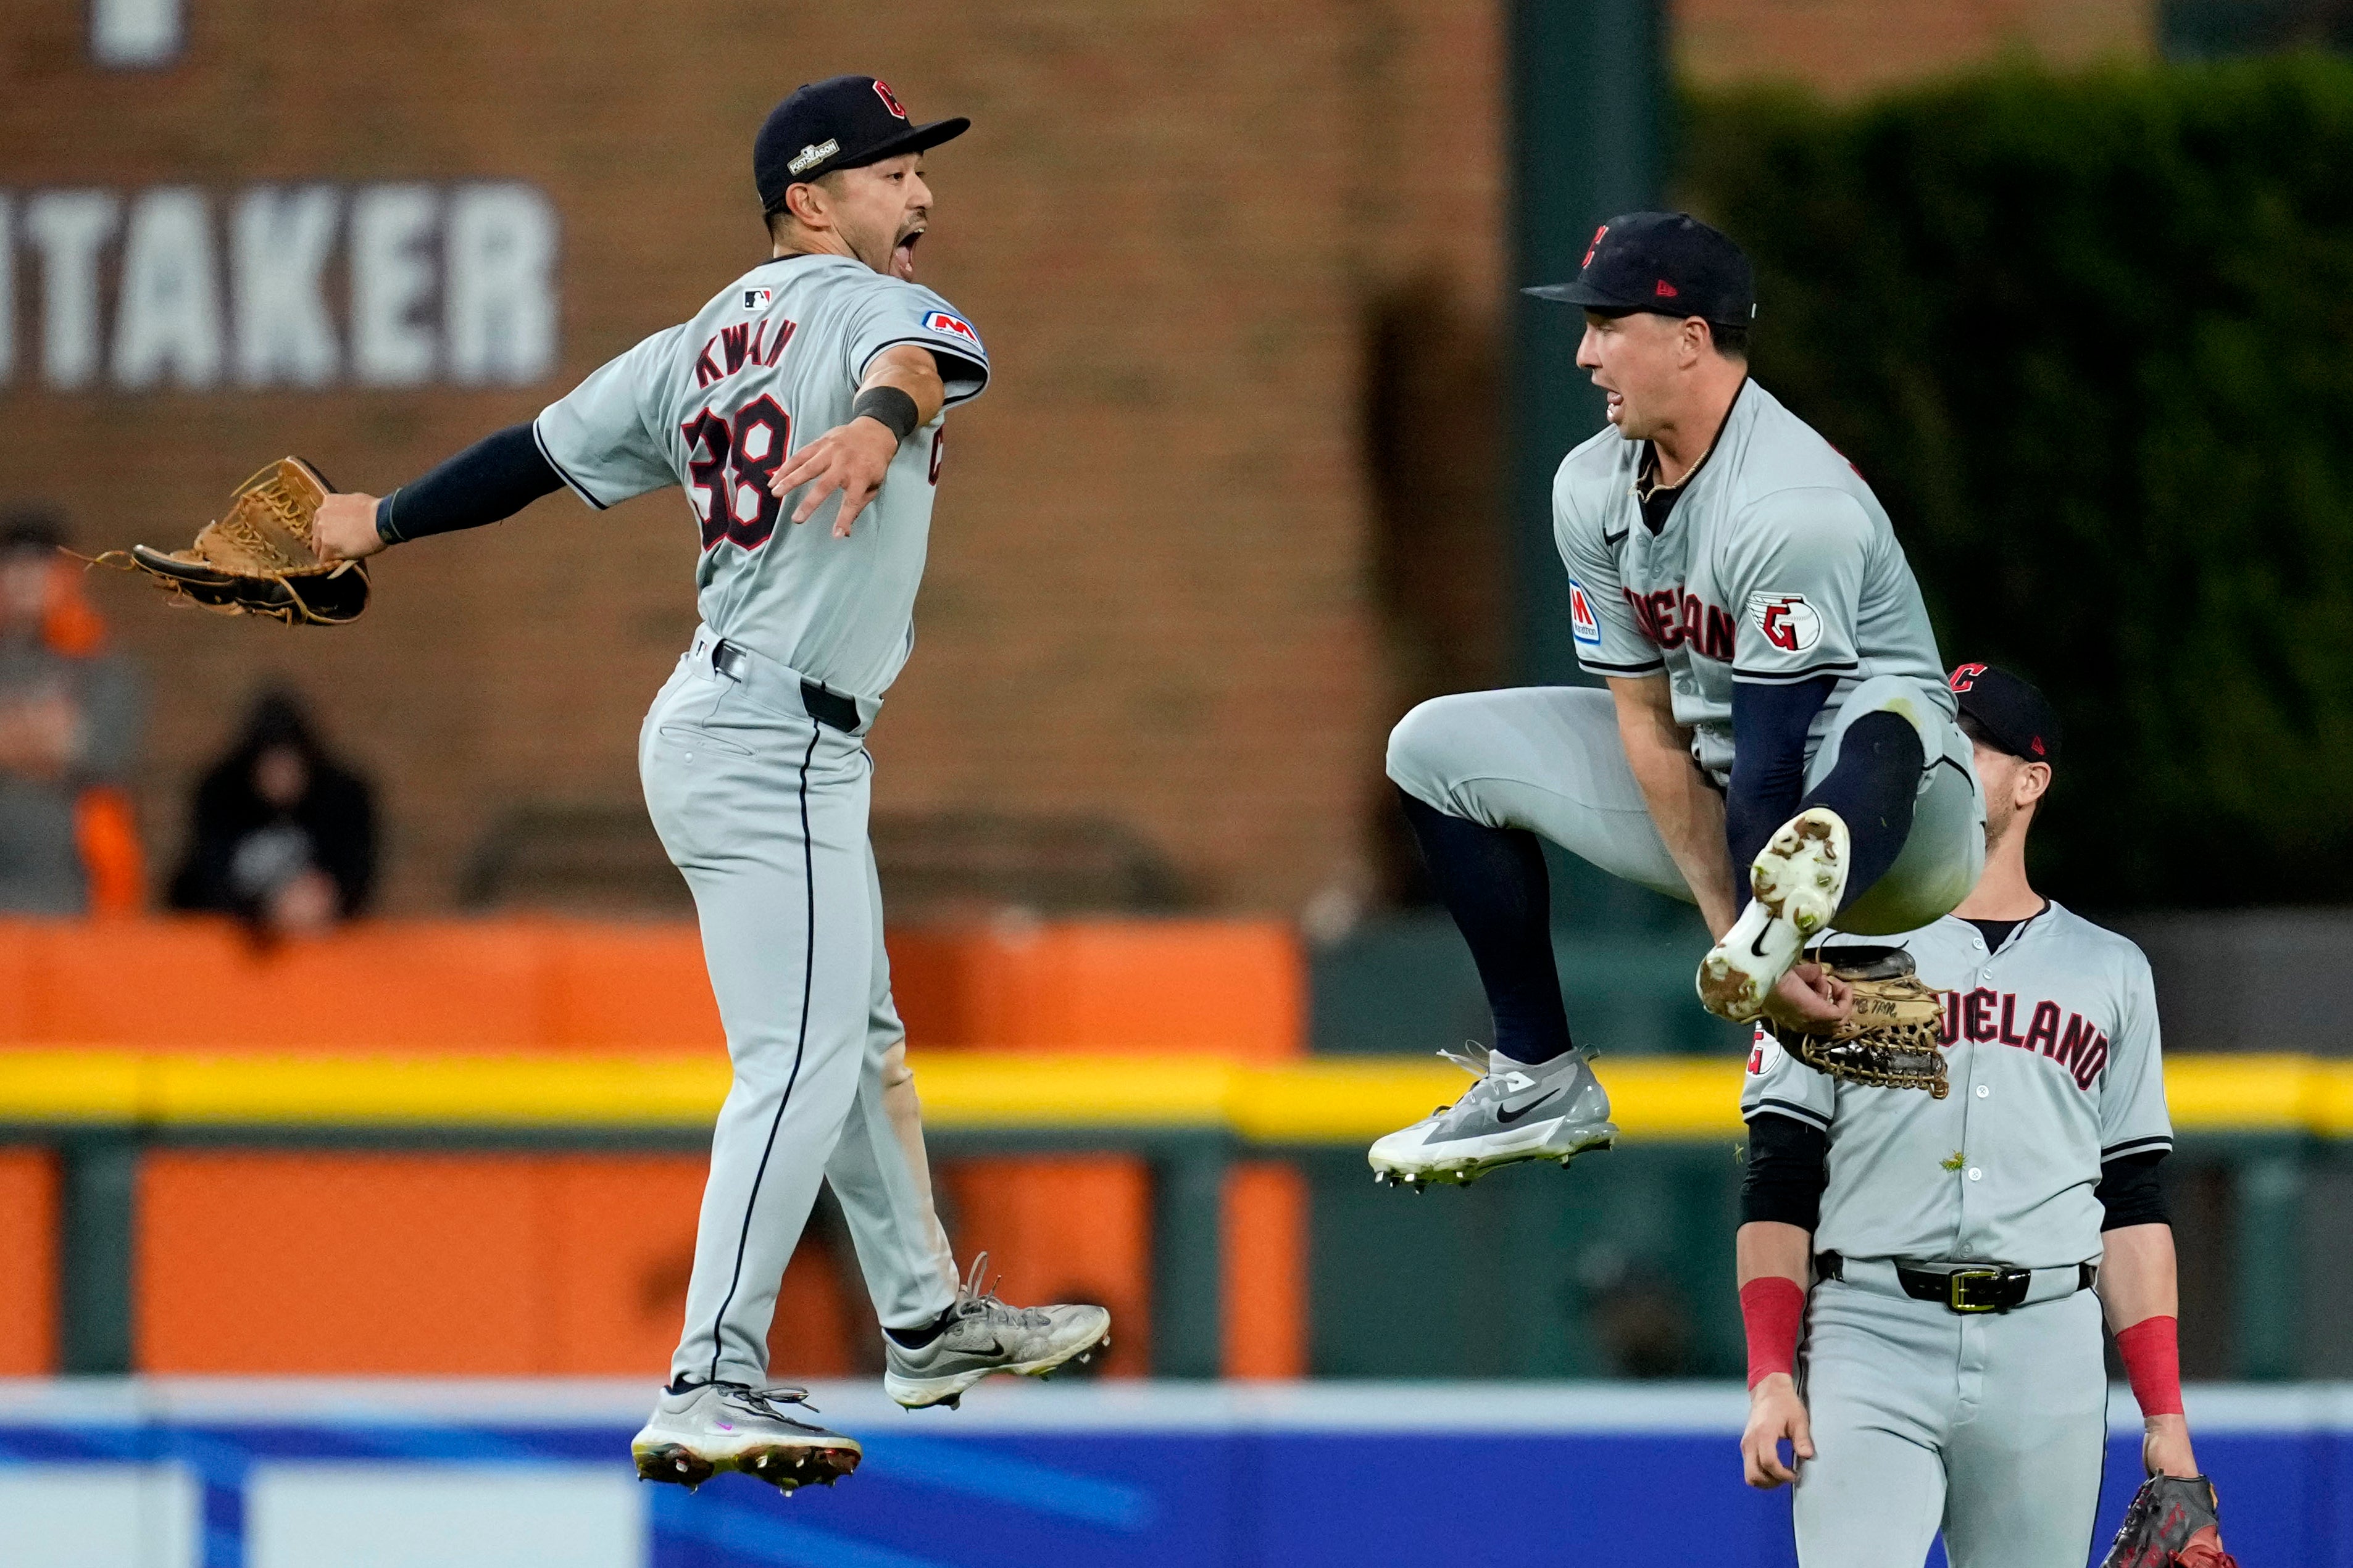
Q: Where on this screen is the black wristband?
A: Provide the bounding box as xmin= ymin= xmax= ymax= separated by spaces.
xmin=851 ymin=385 xmax=921 ymax=446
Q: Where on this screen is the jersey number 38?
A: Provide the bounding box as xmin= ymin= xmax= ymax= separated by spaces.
xmin=683 ymin=396 xmax=791 ymax=552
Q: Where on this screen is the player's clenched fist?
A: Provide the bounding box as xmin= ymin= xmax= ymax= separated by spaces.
xmin=1741 ymin=1372 xmax=1814 ymax=1490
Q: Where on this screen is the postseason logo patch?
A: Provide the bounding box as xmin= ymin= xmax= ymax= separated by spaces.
xmin=1568 ymin=578 xmax=1602 ymax=649
xmin=1748 ymin=591 xmax=1822 ymax=654
xmin=922 ymin=310 xmax=983 ymax=351
xmin=742 ymin=287 xmax=775 ymax=311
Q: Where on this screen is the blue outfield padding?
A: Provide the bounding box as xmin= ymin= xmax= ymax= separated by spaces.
xmin=0 ymin=1381 xmax=2338 ymax=1567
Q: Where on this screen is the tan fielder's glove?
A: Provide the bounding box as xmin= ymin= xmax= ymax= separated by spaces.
xmin=2101 ymin=1474 xmax=2238 ymax=1568
xmin=90 ymin=457 xmax=369 ymax=626
xmin=1768 ymin=945 xmax=1951 ymax=1097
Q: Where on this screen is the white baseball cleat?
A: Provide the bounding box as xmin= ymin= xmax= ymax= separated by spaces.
xmin=1697 ymin=806 xmax=1851 ymax=1022
xmin=883 ymin=1253 xmax=1112 ymax=1411
xmin=1367 ymin=1043 xmax=1616 ymax=1188
xmin=630 ymin=1382 xmax=861 ymax=1493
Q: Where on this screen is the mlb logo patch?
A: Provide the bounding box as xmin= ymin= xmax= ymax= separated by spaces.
xmin=922 ymin=310 xmax=983 ymax=349
xmin=743 ymin=288 xmax=774 ymax=311
xmin=1568 ymin=578 xmax=1602 ymax=648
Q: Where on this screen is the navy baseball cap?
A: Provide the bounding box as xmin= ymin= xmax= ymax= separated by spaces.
xmin=754 ymin=76 xmax=970 ymax=215
xmin=1525 ymin=211 xmax=1756 ymax=328
xmin=1949 ymin=663 xmax=2062 ymax=766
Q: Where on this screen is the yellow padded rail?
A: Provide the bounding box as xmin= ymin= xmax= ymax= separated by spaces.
xmin=0 ymin=1050 xmax=2347 ymax=1143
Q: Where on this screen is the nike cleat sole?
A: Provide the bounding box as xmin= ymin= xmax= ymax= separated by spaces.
xmin=631 ymin=1434 xmax=861 ymax=1494
xmin=1697 ymin=808 xmax=1849 ymax=1022
xmin=1368 ymin=1116 xmax=1619 ymax=1188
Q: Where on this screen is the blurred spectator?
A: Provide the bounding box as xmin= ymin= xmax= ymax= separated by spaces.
xmin=169 ymin=690 xmax=378 ymax=935
xmin=0 ymin=510 xmax=146 ymax=915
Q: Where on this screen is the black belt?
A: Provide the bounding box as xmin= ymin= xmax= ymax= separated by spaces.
xmin=710 ymin=640 xmax=860 ymax=733
xmin=1816 ymin=1251 xmax=2097 ymax=1315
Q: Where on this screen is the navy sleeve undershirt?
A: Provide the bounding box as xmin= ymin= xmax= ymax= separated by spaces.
xmin=1726 ymin=674 xmax=1837 ymax=874
xmin=375 ymin=423 xmax=563 ymax=544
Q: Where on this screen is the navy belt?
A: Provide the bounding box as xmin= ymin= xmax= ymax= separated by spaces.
xmin=710 ymin=639 xmax=861 ymax=734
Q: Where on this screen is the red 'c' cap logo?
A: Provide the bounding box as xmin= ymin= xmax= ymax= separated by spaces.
xmin=1582 ymin=224 xmax=1609 ymax=268
xmin=1949 ymin=663 xmax=1988 ymax=692
xmin=873 ymin=80 xmax=910 ymax=120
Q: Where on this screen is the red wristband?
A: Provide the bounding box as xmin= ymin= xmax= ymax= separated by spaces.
xmin=2117 ymin=1315 xmax=2184 ymax=1417
xmin=1741 ymin=1276 xmax=1806 ymax=1388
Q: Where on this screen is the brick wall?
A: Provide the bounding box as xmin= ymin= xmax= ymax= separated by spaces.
xmin=0 ymin=0 xmax=2144 ymax=919
xmin=0 ymin=0 xmax=1514 ymax=917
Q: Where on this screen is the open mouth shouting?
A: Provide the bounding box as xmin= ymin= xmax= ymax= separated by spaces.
xmin=891 ymin=225 xmax=925 ymax=280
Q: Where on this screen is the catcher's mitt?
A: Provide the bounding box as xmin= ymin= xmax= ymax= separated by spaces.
xmin=1768 ymin=945 xmax=1950 ymax=1097
xmin=91 ymin=457 xmax=368 ymax=625
xmin=2101 ymin=1474 xmax=2238 ymax=1568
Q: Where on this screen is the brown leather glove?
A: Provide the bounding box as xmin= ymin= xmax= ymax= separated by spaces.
xmin=94 ymin=457 xmax=370 ymax=626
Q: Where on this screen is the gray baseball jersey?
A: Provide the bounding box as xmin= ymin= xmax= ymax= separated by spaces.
xmin=1556 ymin=380 xmax=1949 ymax=781
xmin=539 ymin=251 xmax=992 ymax=1385
xmin=1745 ymin=901 xmax=2172 ymax=1568
xmin=1743 ymin=902 xmax=2173 ymax=1269
xmin=536 ymin=252 xmax=990 ymax=701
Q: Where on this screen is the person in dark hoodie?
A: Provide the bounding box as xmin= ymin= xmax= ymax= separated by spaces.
xmin=169 ymin=689 xmax=377 ymax=935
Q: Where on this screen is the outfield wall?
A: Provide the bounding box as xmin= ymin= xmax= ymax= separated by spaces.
xmin=0 ymin=1380 xmax=2333 ymax=1567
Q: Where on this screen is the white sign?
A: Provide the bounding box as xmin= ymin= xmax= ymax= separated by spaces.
xmin=91 ymin=0 xmax=183 ymax=68
xmin=1 ymin=183 xmax=560 ymax=394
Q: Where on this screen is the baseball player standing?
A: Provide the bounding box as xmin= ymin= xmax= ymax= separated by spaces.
xmin=310 ymin=77 xmax=1109 ymax=1491
xmin=1738 ymin=666 xmax=2206 ymax=1567
xmin=1373 ymin=212 xmax=1983 ymax=1187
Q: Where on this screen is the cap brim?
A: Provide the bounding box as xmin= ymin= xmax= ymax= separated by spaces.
xmin=1522 ymin=281 xmax=1642 ymax=309
xmin=835 ymin=116 xmax=971 ymax=171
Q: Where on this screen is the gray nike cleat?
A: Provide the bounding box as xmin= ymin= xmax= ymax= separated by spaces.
xmin=630 ymin=1382 xmax=860 ymax=1493
xmin=1368 ymin=1043 xmax=1616 ymax=1188
xmin=885 ymin=1252 xmax=1113 ymax=1411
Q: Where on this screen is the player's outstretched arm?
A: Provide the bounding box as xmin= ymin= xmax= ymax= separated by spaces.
xmin=2099 ymin=1221 xmax=2199 ymax=1479
xmin=768 ymin=344 xmax=946 ymax=538
xmin=1737 ymin=1219 xmax=1815 ymax=1490
xmin=313 ymin=425 xmax=565 ymax=562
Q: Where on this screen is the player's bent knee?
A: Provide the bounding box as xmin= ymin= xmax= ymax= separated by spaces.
xmin=1385 ymin=694 xmax=1478 ymax=803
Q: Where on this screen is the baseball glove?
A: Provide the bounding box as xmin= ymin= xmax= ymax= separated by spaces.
xmin=1768 ymin=945 xmax=1951 ymax=1098
xmin=91 ymin=457 xmax=368 ymax=625
xmin=2100 ymin=1474 xmax=2238 ymax=1568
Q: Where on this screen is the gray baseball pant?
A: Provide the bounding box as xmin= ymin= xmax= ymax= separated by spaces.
xmin=1793 ymin=1272 xmax=2109 ymax=1568
xmin=1385 ymin=676 xmax=1984 ymax=935
xmin=641 ymin=630 xmax=959 ymax=1388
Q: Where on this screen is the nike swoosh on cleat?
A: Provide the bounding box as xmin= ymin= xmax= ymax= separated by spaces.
xmin=1493 ymin=1089 xmax=1564 ymax=1126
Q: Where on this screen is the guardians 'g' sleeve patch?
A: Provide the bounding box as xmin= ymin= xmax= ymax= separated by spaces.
xmin=1747 ymin=591 xmax=1822 ymax=653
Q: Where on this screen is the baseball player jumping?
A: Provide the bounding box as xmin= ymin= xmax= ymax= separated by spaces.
xmin=1372 ymin=212 xmax=1984 ymax=1187
xmin=1738 ymin=666 xmax=2215 ymax=1567
xmin=309 ymin=77 xmax=1109 ymax=1491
